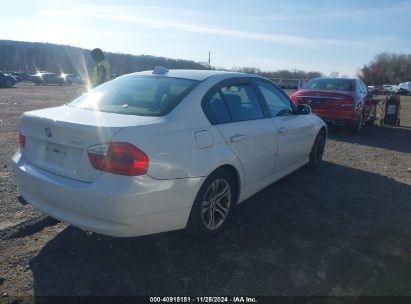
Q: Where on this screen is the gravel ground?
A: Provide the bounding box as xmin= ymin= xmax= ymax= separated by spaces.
xmin=0 ymin=82 xmax=410 ymax=296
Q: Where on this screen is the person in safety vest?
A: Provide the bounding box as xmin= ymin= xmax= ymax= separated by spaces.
xmin=90 ymin=48 xmax=111 ymax=88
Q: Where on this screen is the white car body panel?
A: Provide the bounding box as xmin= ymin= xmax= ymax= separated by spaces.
xmin=398 ymin=82 xmax=411 ymax=92
xmin=238 ymin=157 xmax=308 ymax=203
xmin=114 ymin=122 xmax=244 ymax=181
xmin=12 ymin=69 xmax=326 ymax=237
xmin=215 ymin=118 xmax=277 ymax=185
xmin=13 ymin=151 xmax=204 ymax=237
xmin=20 ymin=106 xmax=161 ymax=182
xmin=272 ymin=115 xmax=312 ymax=172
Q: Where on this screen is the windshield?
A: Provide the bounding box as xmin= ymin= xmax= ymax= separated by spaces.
xmin=68 ymin=76 xmax=198 ymax=116
xmin=303 ymin=79 xmax=354 ymax=91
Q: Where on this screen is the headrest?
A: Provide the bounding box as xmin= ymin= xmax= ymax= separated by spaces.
xmin=224 ymin=94 xmax=242 ymax=106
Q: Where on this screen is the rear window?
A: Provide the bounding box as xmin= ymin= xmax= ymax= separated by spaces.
xmin=68 ymin=76 xmax=198 ymax=116
xmin=303 ymin=79 xmax=353 ymax=91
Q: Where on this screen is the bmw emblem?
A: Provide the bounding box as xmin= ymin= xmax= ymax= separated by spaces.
xmin=45 ymin=127 xmax=52 ymax=138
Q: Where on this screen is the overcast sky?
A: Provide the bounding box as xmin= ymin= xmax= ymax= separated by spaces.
xmin=1 ymin=0 xmax=410 ymax=76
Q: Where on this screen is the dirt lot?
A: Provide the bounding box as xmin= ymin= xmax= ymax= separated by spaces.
xmin=0 ymin=82 xmax=410 ymax=296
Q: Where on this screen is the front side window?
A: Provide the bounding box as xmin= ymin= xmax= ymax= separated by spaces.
xmin=68 ymin=76 xmax=198 ymax=116
xmin=255 ymin=81 xmax=293 ymax=116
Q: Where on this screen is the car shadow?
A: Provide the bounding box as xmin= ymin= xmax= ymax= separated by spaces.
xmin=2 ymin=216 xmax=60 ymax=240
xmin=30 ymin=162 xmax=411 ymax=296
xmin=327 ymin=125 xmax=411 ymax=154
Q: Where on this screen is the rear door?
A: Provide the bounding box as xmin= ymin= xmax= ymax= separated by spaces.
xmin=254 ymin=80 xmax=312 ymax=172
xmin=203 ymin=79 xmax=277 ymax=185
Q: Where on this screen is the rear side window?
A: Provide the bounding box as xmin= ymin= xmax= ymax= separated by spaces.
xmin=303 ymin=79 xmax=354 ymax=91
xmin=68 ymin=76 xmax=198 ymax=116
xmin=206 ymin=92 xmax=231 ymax=124
xmin=204 ymin=83 xmax=264 ymax=124
xmin=255 ymin=81 xmax=293 ymax=116
xmin=220 ymin=84 xmax=263 ymax=122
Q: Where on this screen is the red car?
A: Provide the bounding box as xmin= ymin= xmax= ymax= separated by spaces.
xmin=290 ymin=78 xmax=375 ymax=134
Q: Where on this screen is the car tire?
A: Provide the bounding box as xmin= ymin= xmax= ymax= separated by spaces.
xmin=307 ymin=129 xmax=326 ymax=168
xmin=186 ymin=169 xmax=235 ymax=239
xmin=350 ymin=112 xmax=363 ymax=135
xmin=5 ymin=80 xmax=12 ymax=88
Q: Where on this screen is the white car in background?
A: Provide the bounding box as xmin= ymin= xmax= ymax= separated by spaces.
xmin=12 ymin=68 xmax=326 ymax=239
xmin=382 ymin=84 xmax=397 ymax=94
xmin=397 ymin=82 xmax=411 ymax=95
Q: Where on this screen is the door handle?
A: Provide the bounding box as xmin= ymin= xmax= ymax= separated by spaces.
xmin=278 ymin=127 xmax=288 ymax=133
xmin=230 ymin=134 xmax=246 ymax=142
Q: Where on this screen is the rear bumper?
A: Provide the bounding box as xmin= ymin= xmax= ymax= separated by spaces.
xmin=311 ymin=109 xmax=358 ymax=127
xmin=12 ymin=151 xmax=204 ymax=237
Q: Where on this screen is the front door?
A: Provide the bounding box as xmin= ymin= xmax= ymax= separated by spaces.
xmin=253 ymin=80 xmax=311 ymax=172
xmin=272 ymin=115 xmax=311 ymax=171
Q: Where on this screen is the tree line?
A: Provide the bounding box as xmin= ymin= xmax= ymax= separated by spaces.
xmin=7 ymin=40 xmax=408 ymax=85
xmin=0 ymin=40 xmax=206 ymax=77
xmin=358 ymin=52 xmax=411 ymax=85
xmin=0 ymin=40 xmax=324 ymax=81
xmin=228 ymin=66 xmax=322 ymax=80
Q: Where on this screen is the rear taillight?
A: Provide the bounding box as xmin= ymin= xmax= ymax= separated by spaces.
xmin=339 ymin=96 xmax=355 ymax=108
xmin=87 ymin=142 xmax=148 ymax=176
xmin=290 ymin=94 xmax=298 ymax=104
xmin=19 ymin=131 xmax=26 ymax=148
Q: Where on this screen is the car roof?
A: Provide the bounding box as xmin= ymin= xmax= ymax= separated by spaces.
xmin=127 ymin=69 xmax=253 ymax=81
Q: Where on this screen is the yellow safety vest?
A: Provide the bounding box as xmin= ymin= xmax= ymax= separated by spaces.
xmin=91 ymin=59 xmax=111 ymax=88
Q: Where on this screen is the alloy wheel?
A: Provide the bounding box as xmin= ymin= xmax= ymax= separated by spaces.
xmin=201 ymin=179 xmax=232 ymax=231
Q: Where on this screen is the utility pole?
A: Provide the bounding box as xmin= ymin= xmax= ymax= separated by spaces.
xmin=208 ymin=51 xmax=211 ymax=69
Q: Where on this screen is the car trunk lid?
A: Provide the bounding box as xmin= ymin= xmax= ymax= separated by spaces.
xmin=296 ymin=90 xmax=352 ymax=109
xmin=20 ymin=105 xmax=159 ymax=182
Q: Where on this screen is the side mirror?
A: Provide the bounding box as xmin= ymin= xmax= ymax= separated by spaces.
xmin=296 ymin=104 xmax=311 ymax=115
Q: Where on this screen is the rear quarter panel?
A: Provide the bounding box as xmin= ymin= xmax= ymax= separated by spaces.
xmin=112 ymin=119 xmax=244 ymax=181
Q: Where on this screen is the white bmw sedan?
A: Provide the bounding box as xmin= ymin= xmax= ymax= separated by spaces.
xmin=12 ymin=68 xmax=326 ymax=239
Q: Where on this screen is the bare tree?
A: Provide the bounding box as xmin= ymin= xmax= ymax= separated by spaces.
xmin=358 ymin=52 xmax=411 ymax=85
